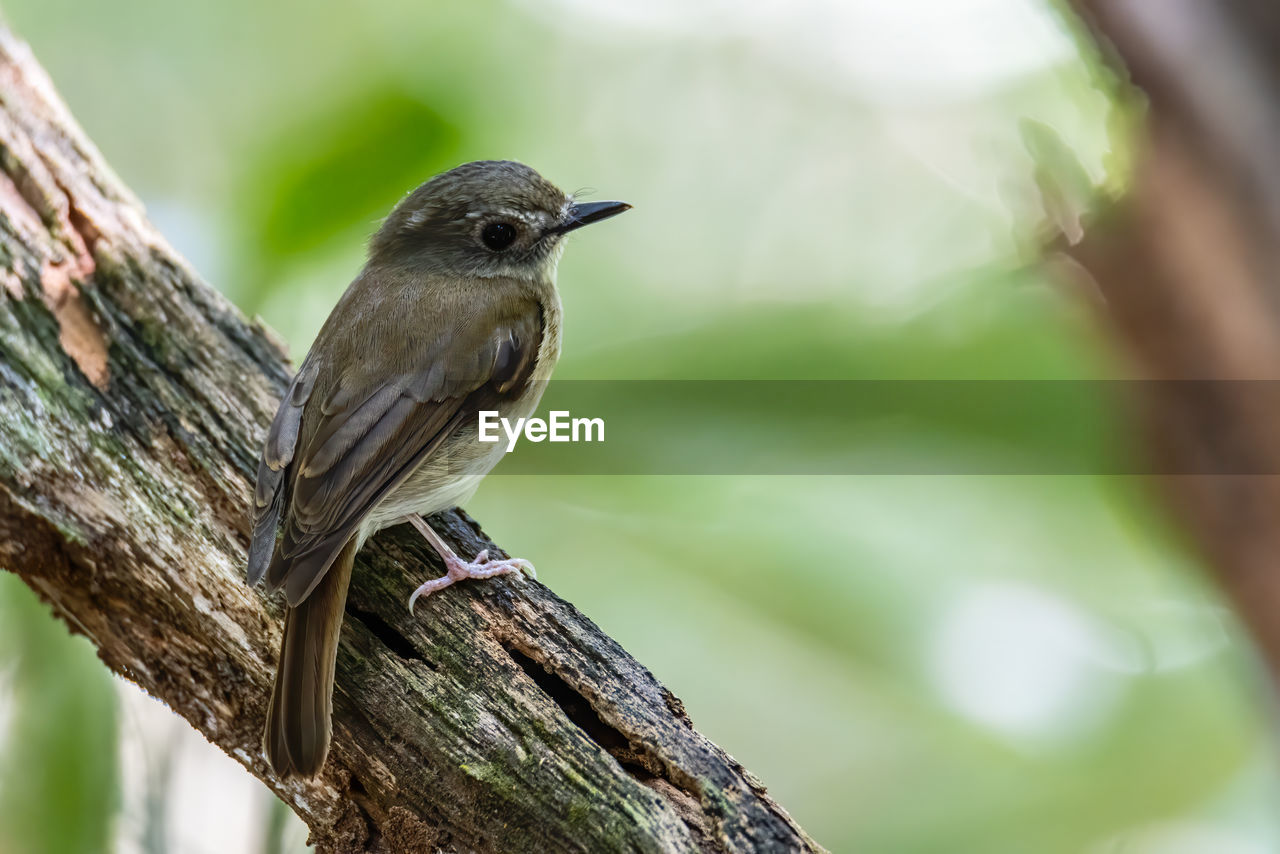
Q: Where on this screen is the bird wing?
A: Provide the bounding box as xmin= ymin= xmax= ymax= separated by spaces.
xmin=248 ymin=297 xmax=542 ymax=606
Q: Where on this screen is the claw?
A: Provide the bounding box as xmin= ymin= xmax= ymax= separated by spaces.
xmin=407 ymin=553 xmax=537 ymax=613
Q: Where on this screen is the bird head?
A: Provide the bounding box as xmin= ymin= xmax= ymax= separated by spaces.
xmin=371 ymin=160 xmax=630 ymax=281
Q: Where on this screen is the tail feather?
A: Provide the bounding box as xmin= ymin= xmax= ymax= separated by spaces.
xmin=263 ymin=537 xmax=357 ymax=777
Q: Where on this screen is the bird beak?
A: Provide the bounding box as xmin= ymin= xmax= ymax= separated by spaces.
xmin=554 ymin=200 xmax=631 ymax=234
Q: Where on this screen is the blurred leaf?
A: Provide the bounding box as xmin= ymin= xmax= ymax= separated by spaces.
xmin=0 ymin=574 xmax=120 ymax=854
xmin=259 ymin=791 xmax=292 ymax=854
xmin=1021 ymin=118 xmax=1096 ymax=244
xmin=236 ymin=87 xmax=461 ymax=309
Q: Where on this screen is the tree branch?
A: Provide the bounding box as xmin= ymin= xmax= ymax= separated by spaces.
xmin=0 ymin=27 xmax=820 ymax=854
xmin=1063 ymin=1 xmax=1280 ymax=682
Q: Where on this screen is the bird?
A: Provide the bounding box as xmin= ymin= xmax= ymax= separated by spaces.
xmin=246 ymin=160 xmax=630 ymax=777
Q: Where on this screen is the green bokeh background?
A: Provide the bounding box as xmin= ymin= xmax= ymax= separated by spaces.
xmin=1 ymin=1 xmax=1279 ymax=852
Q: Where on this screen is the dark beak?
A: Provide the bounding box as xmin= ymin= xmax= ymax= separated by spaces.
xmin=553 ymin=200 xmax=631 ymax=234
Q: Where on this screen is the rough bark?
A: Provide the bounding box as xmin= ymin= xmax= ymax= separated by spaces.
xmin=0 ymin=28 xmax=820 ymax=854
xmin=1062 ymin=2 xmax=1280 ymax=684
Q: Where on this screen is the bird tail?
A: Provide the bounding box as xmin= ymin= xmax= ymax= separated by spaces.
xmin=263 ymin=536 xmax=357 ymax=777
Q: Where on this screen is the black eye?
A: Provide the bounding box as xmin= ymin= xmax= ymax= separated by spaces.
xmin=481 ymin=222 xmax=517 ymax=251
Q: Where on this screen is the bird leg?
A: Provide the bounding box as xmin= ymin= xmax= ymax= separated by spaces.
xmin=404 ymin=513 xmax=536 ymax=612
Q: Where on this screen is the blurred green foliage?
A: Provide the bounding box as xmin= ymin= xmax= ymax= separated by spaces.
xmin=0 ymin=575 xmax=119 ymax=854
xmin=0 ymin=1 xmax=1277 ymax=852
xmin=238 ymin=88 xmax=460 ymax=305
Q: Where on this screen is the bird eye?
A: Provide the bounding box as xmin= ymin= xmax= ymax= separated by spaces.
xmin=481 ymin=222 xmax=517 ymax=251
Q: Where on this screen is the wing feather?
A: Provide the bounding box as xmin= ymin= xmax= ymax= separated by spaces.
xmin=247 ymin=359 xmax=318 ymax=585
xmin=247 ymin=299 xmax=542 ymax=606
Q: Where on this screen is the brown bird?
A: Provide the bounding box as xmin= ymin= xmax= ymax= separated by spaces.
xmin=247 ymin=160 xmax=629 ymax=777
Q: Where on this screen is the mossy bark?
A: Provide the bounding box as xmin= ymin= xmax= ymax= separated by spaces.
xmin=0 ymin=27 xmax=821 ymax=854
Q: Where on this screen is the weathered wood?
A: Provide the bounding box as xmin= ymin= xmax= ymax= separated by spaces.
xmin=1063 ymin=2 xmax=1280 ymax=684
xmin=0 ymin=28 xmax=820 ymax=854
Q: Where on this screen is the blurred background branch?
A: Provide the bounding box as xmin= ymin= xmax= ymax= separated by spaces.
xmin=1063 ymin=1 xmax=1280 ymax=683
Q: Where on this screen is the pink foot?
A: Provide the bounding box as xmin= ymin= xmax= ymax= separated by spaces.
xmin=408 ymin=549 xmax=536 ymax=613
